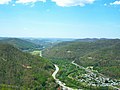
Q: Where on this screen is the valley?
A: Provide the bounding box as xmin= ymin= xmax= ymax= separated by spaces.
xmin=0 ymin=38 xmax=120 ymax=90
xmin=1 ymin=0 xmax=120 ymax=89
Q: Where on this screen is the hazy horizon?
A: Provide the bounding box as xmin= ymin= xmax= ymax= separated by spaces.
xmin=0 ymin=36 xmax=120 ymax=40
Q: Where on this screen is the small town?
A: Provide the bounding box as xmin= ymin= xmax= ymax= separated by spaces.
xmin=71 ymin=61 xmax=120 ymax=89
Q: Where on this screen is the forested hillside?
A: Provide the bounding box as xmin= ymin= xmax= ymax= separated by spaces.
xmin=43 ymin=39 xmax=120 ymax=79
xmin=80 ymin=43 xmax=120 ymax=79
xmin=0 ymin=43 xmax=57 ymax=90
xmin=43 ymin=39 xmax=120 ymax=60
xmin=0 ymin=38 xmax=41 ymax=50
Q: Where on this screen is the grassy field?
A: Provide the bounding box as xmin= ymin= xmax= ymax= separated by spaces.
xmin=30 ymin=50 xmax=41 ymax=56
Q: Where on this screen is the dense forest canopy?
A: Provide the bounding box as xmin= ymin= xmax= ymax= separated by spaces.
xmin=0 ymin=43 xmax=57 ymax=89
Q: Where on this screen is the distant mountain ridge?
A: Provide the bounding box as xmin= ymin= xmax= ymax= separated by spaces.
xmin=24 ymin=38 xmax=75 ymax=49
xmin=0 ymin=38 xmax=41 ymax=50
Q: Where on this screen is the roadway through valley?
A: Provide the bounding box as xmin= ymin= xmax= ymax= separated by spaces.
xmin=52 ymin=64 xmax=79 ymax=90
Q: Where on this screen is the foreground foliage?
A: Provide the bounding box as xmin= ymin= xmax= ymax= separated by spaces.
xmin=0 ymin=43 xmax=57 ymax=90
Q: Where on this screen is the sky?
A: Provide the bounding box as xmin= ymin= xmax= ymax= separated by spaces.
xmin=0 ymin=0 xmax=120 ymax=38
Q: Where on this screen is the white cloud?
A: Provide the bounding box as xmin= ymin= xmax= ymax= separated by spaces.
xmin=16 ymin=0 xmax=46 ymax=4
xmin=51 ymin=0 xmax=95 ymax=7
xmin=104 ymin=3 xmax=107 ymax=6
xmin=12 ymin=4 xmax=15 ymax=6
xmin=110 ymin=0 xmax=120 ymax=5
xmin=0 ymin=0 xmax=95 ymax=6
xmin=0 ymin=0 xmax=11 ymax=4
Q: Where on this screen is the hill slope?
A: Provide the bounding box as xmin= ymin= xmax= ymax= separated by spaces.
xmin=80 ymin=43 xmax=120 ymax=79
xmin=0 ymin=43 xmax=56 ymax=89
xmin=0 ymin=38 xmax=41 ymax=50
xmin=43 ymin=39 xmax=120 ymax=60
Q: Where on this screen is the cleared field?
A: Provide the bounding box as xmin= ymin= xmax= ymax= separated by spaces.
xmin=30 ymin=50 xmax=41 ymax=56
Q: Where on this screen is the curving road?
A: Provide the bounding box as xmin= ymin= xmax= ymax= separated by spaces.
xmin=52 ymin=64 xmax=59 ymax=80
xmin=52 ymin=64 xmax=78 ymax=90
xmin=40 ymin=51 xmax=75 ymax=89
